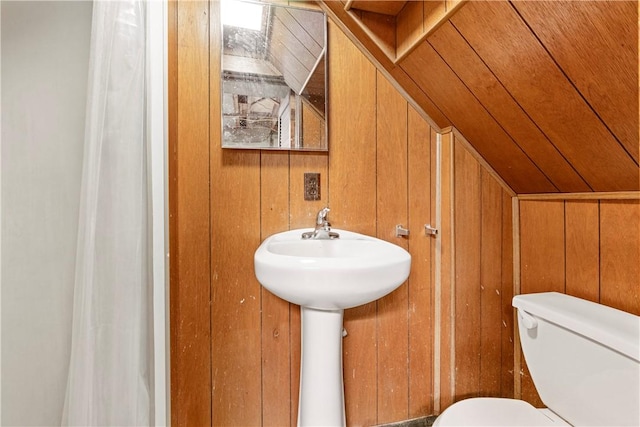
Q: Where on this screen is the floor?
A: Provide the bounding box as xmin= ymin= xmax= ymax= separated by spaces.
xmin=375 ymin=415 xmax=437 ymax=427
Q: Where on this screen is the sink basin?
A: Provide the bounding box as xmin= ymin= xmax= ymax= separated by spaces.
xmin=254 ymin=228 xmax=411 ymax=310
xmin=255 ymin=227 xmax=412 ymax=426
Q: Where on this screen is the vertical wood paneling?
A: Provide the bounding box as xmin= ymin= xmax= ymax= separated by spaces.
xmin=260 ymin=152 xmax=291 ymax=427
xmin=327 ymin=23 xmax=379 ymax=427
xmin=565 ymin=201 xmax=600 ymax=302
xmin=518 ymin=200 xmax=564 ymax=407
xmin=441 ymin=136 xmax=515 ymax=410
xmin=173 ymin=3 xmax=532 ymax=424
xmin=600 ymin=200 xmax=640 ymax=315
xmin=453 ymin=141 xmax=482 ymax=400
xmin=500 ymin=192 xmax=514 ymax=399
xmin=170 ymin=1 xmax=212 ymax=425
xmin=407 ymin=107 xmax=433 ymax=417
xmin=479 ymin=169 xmax=503 ymax=397
xmin=438 ymin=131 xmax=455 ymax=411
xmin=516 ymin=197 xmax=640 ymax=407
xmin=210 ymin=149 xmax=263 ymax=426
xmin=210 ymin=0 xmax=262 ymax=422
xmin=519 ymin=201 xmax=566 ymax=295
xmin=376 ymin=73 xmax=409 ymax=423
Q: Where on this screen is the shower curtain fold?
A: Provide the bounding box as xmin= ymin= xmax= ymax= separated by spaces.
xmin=62 ymin=1 xmax=153 ymax=425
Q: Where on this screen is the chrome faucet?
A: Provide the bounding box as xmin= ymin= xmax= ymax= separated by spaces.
xmin=301 ymin=207 xmax=340 ymax=240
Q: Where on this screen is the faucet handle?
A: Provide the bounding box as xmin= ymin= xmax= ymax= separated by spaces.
xmin=316 ymin=207 xmax=330 ymax=225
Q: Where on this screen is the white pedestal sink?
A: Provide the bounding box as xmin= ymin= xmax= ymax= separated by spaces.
xmin=254 ymin=228 xmax=411 ymax=426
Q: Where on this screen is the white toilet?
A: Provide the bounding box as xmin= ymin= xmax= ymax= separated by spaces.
xmin=434 ymin=292 xmax=640 ymax=426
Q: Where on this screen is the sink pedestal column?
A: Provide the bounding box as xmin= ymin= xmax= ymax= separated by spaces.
xmin=298 ymin=307 xmax=345 ymax=427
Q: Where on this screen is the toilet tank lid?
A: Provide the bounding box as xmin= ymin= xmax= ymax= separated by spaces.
xmin=513 ymin=292 xmax=639 ymax=362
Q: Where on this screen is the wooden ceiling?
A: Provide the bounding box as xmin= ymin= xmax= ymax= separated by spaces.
xmin=320 ymin=0 xmax=639 ymax=194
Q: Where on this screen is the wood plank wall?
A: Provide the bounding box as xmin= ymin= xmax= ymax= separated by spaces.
xmin=517 ymin=197 xmax=640 ymax=407
xmin=171 ymin=1 xmax=640 ymax=425
xmin=442 ymin=132 xmax=515 ymax=407
xmin=217 ymin=20 xmax=438 ymax=427
xmin=169 ymin=1 xmax=212 ymax=425
xmin=171 ymin=1 xmax=453 ymax=424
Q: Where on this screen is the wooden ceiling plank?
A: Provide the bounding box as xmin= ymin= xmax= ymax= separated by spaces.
xmin=396 ymin=0 xmax=425 ymax=57
xmin=319 ymin=2 xmax=400 ymax=65
xmin=349 ymin=0 xmax=408 ymax=16
xmin=401 ymin=41 xmax=558 ymax=194
xmin=450 ymin=0 xmax=638 ymax=191
xmin=427 ymin=22 xmax=592 ymax=192
xmin=511 ymin=0 xmax=639 ymax=163
xmin=389 ymin=66 xmax=452 ymax=129
xmin=356 ymin=9 xmax=397 ymax=59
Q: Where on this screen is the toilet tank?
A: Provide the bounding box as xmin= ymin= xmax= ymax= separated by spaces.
xmin=513 ymin=292 xmax=640 ymax=426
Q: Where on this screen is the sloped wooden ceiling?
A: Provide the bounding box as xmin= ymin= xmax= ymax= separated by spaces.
xmin=320 ymin=0 xmax=640 ymax=194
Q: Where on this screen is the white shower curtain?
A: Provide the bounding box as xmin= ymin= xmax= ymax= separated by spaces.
xmin=62 ymin=1 xmax=153 ymax=425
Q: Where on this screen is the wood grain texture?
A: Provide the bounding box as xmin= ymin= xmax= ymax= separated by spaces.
xmin=450 ymin=0 xmax=639 ymax=191
xmin=519 ymin=201 xmax=566 ymax=296
xmin=518 ymin=200 xmax=565 ymax=407
xmin=600 ymin=200 xmax=640 ymax=315
xmin=321 ymin=0 xmax=639 ymax=194
xmin=453 ymin=141 xmax=482 ymax=400
xmin=327 ymin=23 xmax=379 ymax=426
xmin=516 ymin=198 xmax=640 ymax=406
xmin=388 ymin=66 xmax=451 ymax=129
xmin=350 ymin=0 xmax=407 ymax=16
xmin=449 ymin=129 xmax=515 ymax=197
xmin=319 ymin=1 xmax=451 ymax=128
xmin=260 ymin=151 xmax=292 ymax=427
xmin=170 ymin=1 xmax=212 ymax=425
xmin=400 ymin=41 xmax=557 ymax=194
xmin=519 ymin=192 xmax=640 ymax=201
xmin=565 ymin=201 xmax=600 ymax=302
xmin=171 ymin=3 xmax=545 ymax=423
xmin=355 ymin=9 xmax=396 ymax=60
xmin=479 ymin=169 xmax=503 ymax=397
xmin=427 ymin=22 xmax=590 ymax=192
xmin=500 ymin=191 xmax=514 ymax=399
xmin=438 ymin=130 xmax=455 ymax=411
xmin=320 ymin=1 xmax=397 ymax=70
xmin=397 ymin=0 xmax=424 ymax=57
xmin=439 ymin=136 xmax=516 ymax=410
xmin=211 ymin=0 xmax=263 ymax=423
xmin=407 ymin=107 xmax=434 ymax=417
xmin=512 ymin=1 xmax=639 ymax=163
xmin=376 ymin=73 xmax=410 ymax=423
xmin=210 ymin=149 xmax=263 ymax=426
